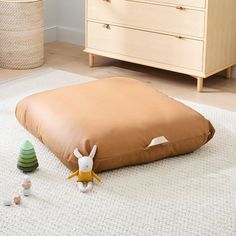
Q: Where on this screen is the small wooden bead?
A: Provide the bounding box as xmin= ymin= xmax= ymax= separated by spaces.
xmin=13 ymin=195 xmax=21 ymax=205
xmin=23 ymin=189 xmax=31 ymax=196
xmin=22 ymin=182 xmax=32 ymax=189
xmin=23 ymin=175 xmax=31 ymax=183
xmin=3 ymin=198 xmax=12 ymax=206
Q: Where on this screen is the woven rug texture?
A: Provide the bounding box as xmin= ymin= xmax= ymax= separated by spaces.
xmin=0 ymin=69 xmax=236 ymax=236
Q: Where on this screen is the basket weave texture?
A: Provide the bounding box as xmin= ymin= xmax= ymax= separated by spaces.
xmin=0 ymin=0 xmax=44 ymax=69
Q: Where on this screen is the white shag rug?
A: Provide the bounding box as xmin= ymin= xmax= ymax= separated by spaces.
xmin=0 ymin=69 xmax=236 ymax=236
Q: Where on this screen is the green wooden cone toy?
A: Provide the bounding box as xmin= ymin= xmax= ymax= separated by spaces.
xmin=17 ymin=140 xmax=39 ymax=172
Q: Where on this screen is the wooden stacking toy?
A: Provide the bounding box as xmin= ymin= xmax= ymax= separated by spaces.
xmin=2 ymin=175 xmax=33 ymax=206
xmin=3 ymin=198 xmax=12 ymax=206
xmin=17 ymin=140 xmax=39 ymax=172
xmin=22 ymin=175 xmax=32 ymax=196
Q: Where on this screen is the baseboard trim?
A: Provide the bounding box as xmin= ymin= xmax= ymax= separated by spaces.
xmin=57 ymin=26 xmax=84 ymax=46
xmin=44 ymin=26 xmax=57 ymax=43
xmin=44 ymin=25 xmax=84 ymax=46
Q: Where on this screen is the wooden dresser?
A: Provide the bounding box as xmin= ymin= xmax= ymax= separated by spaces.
xmin=84 ymin=0 xmax=236 ymax=92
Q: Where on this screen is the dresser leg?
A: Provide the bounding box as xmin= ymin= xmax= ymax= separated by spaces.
xmin=197 ymin=77 xmax=203 ymax=92
xmin=226 ymin=66 xmax=232 ymax=79
xmin=89 ymin=54 xmax=94 ymax=67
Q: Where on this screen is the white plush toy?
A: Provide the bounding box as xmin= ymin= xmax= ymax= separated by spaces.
xmin=67 ymin=145 xmax=101 ymax=193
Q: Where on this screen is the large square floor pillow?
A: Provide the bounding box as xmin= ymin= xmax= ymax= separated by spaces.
xmin=16 ymin=78 xmax=215 ymax=172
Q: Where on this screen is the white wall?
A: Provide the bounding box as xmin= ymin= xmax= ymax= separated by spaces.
xmin=44 ymin=0 xmax=57 ymax=43
xmin=43 ymin=0 xmax=84 ymax=45
xmin=57 ymin=0 xmax=85 ymax=45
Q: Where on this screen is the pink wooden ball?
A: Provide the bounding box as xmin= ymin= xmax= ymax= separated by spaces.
xmin=22 ymin=182 xmax=31 ymax=189
xmin=13 ymin=195 xmax=21 ymax=205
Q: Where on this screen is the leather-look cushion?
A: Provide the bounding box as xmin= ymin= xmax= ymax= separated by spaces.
xmin=15 ymin=77 xmax=215 ymax=172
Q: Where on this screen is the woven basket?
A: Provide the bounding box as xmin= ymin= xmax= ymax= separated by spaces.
xmin=0 ymin=0 xmax=44 ymax=69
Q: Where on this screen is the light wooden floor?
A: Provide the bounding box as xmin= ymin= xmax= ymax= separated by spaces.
xmin=1 ymin=41 xmax=236 ymax=111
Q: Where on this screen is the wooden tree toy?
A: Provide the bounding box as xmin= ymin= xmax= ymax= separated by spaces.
xmin=17 ymin=140 xmax=39 ymax=173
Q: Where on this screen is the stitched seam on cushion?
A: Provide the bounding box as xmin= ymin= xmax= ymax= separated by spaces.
xmin=95 ymin=132 xmax=210 ymax=161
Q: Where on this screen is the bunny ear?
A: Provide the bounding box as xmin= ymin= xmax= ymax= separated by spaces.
xmin=73 ymin=148 xmax=83 ymax=159
xmin=89 ymin=145 xmax=97 ymax=159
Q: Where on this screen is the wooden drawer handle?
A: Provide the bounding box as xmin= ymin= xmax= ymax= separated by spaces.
xmin=103 ymin=24 xmax=110 ymax=29
xmin=176 ymin=6 xmax=186 ymax=10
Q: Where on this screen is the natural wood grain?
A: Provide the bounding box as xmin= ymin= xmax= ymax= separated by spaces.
xmin=87 ymin=21 xmax=203 ymax=71
xmin=226 ymin=67 xmax=232 ymax=79
xmin=89 ymin=53 xmax=94 ymax=67
xmin=140 ymin=0 xmax=206 ymax=8
xmin=204 ymin=0 xmax=236 ymax=76
xmin=88 ymin=0 xmax=205 ymax=38
xmin=85 ymin=47 xmax=205 ymax=78
xmin=85 ymin=0 xmax=236 ymax=92
xmin=197 ymin=77 xmax=203 ymax=92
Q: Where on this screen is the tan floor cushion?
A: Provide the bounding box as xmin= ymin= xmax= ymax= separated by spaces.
xmin=15 ymin=77 xmax=215 ymax=172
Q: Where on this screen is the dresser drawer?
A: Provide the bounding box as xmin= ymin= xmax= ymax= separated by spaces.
xmin=87 ymin=22 xmax=203 ymax=71
xmin=88 ymin=0 xmax=205 ymax=38
xmin=145 ymin=0 xmax=206 ymax=8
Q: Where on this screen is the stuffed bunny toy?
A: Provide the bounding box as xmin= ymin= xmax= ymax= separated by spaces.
xmin=67 ymin=145 xmax=101 ymax=192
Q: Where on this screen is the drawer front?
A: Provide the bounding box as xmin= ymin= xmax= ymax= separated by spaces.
xmin=88 ymin=0 xmax=205 ymax=38
xmin=143 ymin=0 xmax=206 ymax=8
xmin=87 ymin=22 xmax=203 ymax=71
